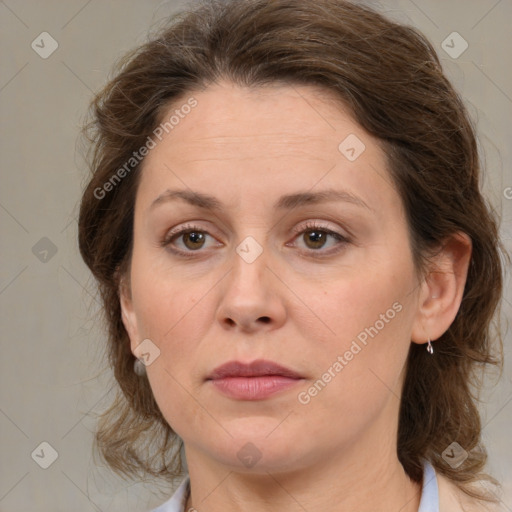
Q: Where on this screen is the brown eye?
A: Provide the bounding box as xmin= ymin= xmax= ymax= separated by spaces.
xmin=290 ymin=221 xmax=350 ymax=257
xmin=162 ymin=224 xmax=219 ymax=256
xmin=302 ymin=229 xmax=330 ymax=250
xmin=180 ymin=230 xmax=206 ymax=250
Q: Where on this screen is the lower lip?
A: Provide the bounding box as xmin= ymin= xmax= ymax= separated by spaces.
xmin=209 ymin=376 xmax=302 ymax=400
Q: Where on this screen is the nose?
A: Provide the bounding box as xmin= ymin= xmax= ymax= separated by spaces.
xmin=215 ymin=241 xmax=287 ymax=334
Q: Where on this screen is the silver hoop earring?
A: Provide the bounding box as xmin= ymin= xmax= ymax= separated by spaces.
xmin=134 ymin=358 xmax=147 ymax=376
xmin=426 ymin=338 xmax=434 ymax=355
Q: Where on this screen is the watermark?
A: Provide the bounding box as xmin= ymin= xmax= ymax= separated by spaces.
xmin=32 ymin=236 xmax=58 ymax=263
xmin=31 ymin=441 xmax=59 ymax=469
xmin=338 ymin=133 xmax=366 ymax=161
xmin=133 ymin=338 xmax=161 ymax=367
xmin=236 ymin=236 xmax=264 ymax=264
xmin=237 ymin=441 xmax=262 ymax=468
xmin=442 ymin=441 xmax=468 ymax=468
xmin=94 ymin=97 xmax=198 ymax=200
xmin=441 ymin=32 xmax=468 ymax=59
xmin=182 ymin=442 xmax=263 ymax=511
xmin=297 ymin=301 xmax=403 ymax=405
xmin=31 ymin=32 xmax=59 ymax=59
xmin=504 ymin=187 xmax=512 ymax=200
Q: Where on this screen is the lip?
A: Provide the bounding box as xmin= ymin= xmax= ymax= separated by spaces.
xmin=207 ymin=359 xmax=304 ymax=400
xmin=207 ymin=359 xmax=303 ymax=380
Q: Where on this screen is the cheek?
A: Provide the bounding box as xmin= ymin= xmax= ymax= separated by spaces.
xmin=129 ymin=253 xmax=205 ymax=340
xmin=129 ymin=257 xmax=211 ymax=367
xmin=131 ymin=270 xmax=209 ymax=435
xmin=292 ymin=293 xmax=414 ymax=448
xmin=301 ymin=257 xmax=417 ymax=397
xmin=309 ymin=256 xmax=415 ymax=347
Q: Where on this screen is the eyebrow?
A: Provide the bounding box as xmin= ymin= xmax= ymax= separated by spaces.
xmin=150 ymin=188 xmax=372 ymax=212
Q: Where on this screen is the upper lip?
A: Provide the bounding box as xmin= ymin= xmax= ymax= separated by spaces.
xmin=207 ymin=359 xmax=303 ymax=380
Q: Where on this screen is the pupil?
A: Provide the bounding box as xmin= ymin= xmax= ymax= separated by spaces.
xmin=307 ymin=230 xmax=325 ymax=248
xmin=186 ymin=232 xmax=204 ymax=248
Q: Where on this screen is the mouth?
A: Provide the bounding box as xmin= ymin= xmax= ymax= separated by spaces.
xmin=206 ymin=359 xmax=304 ymax=400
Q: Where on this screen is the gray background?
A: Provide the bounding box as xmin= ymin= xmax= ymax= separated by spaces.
xmin=0 ymin=0 xmax=511 ymax=510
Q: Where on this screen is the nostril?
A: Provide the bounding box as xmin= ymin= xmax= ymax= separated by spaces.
xmin=259 ymin=316 xmax=271 ymax=324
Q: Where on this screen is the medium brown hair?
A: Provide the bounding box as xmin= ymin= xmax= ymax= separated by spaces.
xmin=78 ymin=0 xmax=505 ymax=502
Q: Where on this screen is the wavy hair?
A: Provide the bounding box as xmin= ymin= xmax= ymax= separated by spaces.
xmin=78 ymin=0 xmax=506 ymax=503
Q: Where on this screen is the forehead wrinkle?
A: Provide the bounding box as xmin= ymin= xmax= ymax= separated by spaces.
xmin=168 ymin=134 xmax=333 ymax=162
xmin=178 ymin=154 xmax=329 ymax=162
xmin=182 ymin=133 xmax=328 ymax=142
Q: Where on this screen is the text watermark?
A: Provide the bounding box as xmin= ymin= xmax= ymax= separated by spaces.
xmin=297 ymin=301 xmax=403 ymax=405
xmin=94 ymin=97 xmax=198 ymax=200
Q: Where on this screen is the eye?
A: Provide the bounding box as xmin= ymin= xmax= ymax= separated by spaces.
xmin=288 ymin=221 xmax=349 ymax=256
xmin=161 ymin=223 xmax=219 ymax=256
xmin=161 ymin=221 xmax=350 ymax=258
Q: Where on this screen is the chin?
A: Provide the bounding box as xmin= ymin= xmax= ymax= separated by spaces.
xmin=198 ymin=430 xmax=310 ymax=475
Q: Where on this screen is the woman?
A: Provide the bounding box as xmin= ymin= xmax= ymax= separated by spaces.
xmin=78 ymin=0 xmax=506 ymax=510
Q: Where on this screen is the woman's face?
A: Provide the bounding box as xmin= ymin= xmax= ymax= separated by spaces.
xmin=121 ymin=80 xmax=425 ymax=473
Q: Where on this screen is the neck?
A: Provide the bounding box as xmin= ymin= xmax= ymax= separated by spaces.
xmin=183 ymin=438 xmax=422 ymax=512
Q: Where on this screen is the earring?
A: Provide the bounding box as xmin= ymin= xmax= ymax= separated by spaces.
xmin=134 ymin=358 xmax=147 ymax=377
xmin=426 ymin=338 xmax=434 ymax=355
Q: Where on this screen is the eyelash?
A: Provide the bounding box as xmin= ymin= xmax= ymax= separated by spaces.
xmin=161 ymin=221 xmax=350 ymax=259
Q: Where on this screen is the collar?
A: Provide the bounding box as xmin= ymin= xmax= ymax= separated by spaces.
xmin=418 ymin=459 xmax=440 ymax=511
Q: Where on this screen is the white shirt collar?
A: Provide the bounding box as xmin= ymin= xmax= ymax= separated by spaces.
xmin=150 ymin=475 xmax=190 ymax=512
xmin=151 ymin=459 xmax=439 ymax=512
xmin=418 ymin=459 xmax=440 ymax=512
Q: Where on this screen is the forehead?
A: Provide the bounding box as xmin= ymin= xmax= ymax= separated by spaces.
xmin=135 ymin=80 xmax=396 ymax=215
xmin=154 ymin=81 xmax=356 ymax=157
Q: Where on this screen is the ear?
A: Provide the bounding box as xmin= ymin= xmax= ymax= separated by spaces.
xmin=119 ymin=273 xmax=141 ymax=354
xmin=411 ymin=232 xmax=472 ymax=345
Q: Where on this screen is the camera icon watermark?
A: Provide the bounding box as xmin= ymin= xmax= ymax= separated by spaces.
xmin=442 ymin=441 xmax=468 ymax=468
xmin=237 ymin=442 xmax=262 ymax=468
xmin=236 ymin=236 xmax=263 ymax=264
xmin=441 ymin=32 xmax=468 ymax=59
xmin=504 ymin=187 xmax=512 ymax=200
xmin=31 ymin=32 xmax=59 ymax=59
xmin=338 ymin=134 xmax=366 ymax=162
xmin=133 ymin=338 xmax=161 ymax=367
xmin=32 ymin=237 xmax=58 ymax=263
xmin=31 ymin=441 xmax=59 ymax=469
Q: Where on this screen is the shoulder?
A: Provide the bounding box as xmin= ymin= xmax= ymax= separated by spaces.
xmin=437 ymin=471 xmax=506 ymax=512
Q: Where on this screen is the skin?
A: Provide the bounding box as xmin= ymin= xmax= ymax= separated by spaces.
xmin=120 ymin=80 xmax=471 ymax=512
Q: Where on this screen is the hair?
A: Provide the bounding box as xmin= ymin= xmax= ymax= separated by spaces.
xmin=78 ymin=0 xmax=506 ymax=503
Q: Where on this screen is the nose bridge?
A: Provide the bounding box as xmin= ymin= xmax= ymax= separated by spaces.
xmin=230 ymin=233 xmax=270 ymax=295
xmin=216 ymin=231 xmax=286 ymax=332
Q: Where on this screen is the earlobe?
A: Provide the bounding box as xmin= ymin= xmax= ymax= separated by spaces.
xmin=411 ymin=232 xmax=472 ymax=345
